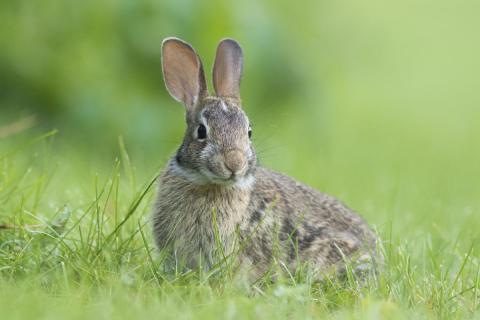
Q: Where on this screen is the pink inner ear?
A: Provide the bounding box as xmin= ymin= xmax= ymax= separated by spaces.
xmin=162 ymin=39 xmax=207 ymax=109
xmin=213 ymin=40 xmax=243 ymax=99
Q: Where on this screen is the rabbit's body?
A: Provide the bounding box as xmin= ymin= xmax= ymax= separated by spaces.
xmin=154 ymin=159 xmax=377 ymax=276
xmin=152 ymin=38 xmax=381 ymax=279
xmin=240 ymin=167 xmax=378 ymax=276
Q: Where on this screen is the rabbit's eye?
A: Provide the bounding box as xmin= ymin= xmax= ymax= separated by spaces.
xmin=197 ymin=124 xmax=207 ymax=140
xmin=248 ymin=127 xmax=252 ymax=139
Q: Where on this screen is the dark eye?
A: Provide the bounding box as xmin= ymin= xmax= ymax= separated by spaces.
xmin=197 ymin=124 xmax=207 ymax=140
xmin=248 ymin=127 xmax=252 ymax=139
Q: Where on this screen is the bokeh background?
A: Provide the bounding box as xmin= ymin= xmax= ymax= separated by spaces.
xmin=1 ymin=0 xmax=479 ymax=240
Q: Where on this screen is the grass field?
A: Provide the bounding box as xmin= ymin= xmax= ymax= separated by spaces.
xmin=1 ymin=106 xmax=479 ymax=319
xmin=1 ymin=0 xmax=480 ymax=319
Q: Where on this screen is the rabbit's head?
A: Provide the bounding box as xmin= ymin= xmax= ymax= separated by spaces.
xmin=161 ymin=38 xmax=256 ymax=187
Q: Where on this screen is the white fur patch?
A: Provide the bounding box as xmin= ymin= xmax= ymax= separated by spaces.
xmin=220 ymin=100 xmax=228 ymax=112
xmin=233 ymin=174 xmax=255 ymax=189
xmin=199 ymin=110 xmax=208 ymax=126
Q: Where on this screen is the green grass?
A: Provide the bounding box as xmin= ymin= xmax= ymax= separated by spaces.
xmin=1 ymin=122 xmax=479 ymax=319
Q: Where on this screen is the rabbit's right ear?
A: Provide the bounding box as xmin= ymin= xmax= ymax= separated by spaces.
xmin=162 ymin=38 xmax=208 ymax=110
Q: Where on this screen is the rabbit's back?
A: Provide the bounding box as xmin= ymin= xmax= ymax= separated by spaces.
xmin=239 ymin=167 xmax=380 ymax=276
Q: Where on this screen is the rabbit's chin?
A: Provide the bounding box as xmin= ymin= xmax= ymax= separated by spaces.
xmin=170 ymin=160 xmax=255 ymax=189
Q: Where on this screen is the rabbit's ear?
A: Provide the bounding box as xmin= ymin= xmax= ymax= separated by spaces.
xmin=212 ymin=39 xmax=243 ymax=100
xmin=162 ymin=38 xmax=208 ymax=110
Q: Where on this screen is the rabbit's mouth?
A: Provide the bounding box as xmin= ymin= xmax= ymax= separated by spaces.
xmin=201 ymin=169 xmax=237 ymax=184
xmin=200 ymin=166 xmax=253 ymax=188
xmin=170 ymin=158 xmax=254 ymax=188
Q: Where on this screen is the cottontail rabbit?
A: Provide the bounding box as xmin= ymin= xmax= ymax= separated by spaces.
xmin=153 ymin=37 xmax=381 ymax=279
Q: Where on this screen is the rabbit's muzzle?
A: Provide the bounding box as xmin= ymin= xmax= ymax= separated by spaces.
xmin=224 ymin=149 xmax=247 ymax=177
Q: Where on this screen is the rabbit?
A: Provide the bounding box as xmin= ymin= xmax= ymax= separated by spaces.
xmin=152 ymin=37 xmax=382 ymax=280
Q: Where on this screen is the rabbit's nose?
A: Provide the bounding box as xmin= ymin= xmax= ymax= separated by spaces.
xmin=224 ymin=150 xmax=246 ymax=175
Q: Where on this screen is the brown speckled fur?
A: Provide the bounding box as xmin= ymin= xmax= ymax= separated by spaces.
xmin=153 ymin=37 xmax=381 ymax=279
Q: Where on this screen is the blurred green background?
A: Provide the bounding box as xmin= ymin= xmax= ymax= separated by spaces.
xmin=1 ymin=0 xmax=479 ymax=235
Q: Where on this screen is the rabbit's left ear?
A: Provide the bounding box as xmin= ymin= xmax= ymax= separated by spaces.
xmin=212 ymin=39 xmax=243 ymax=100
